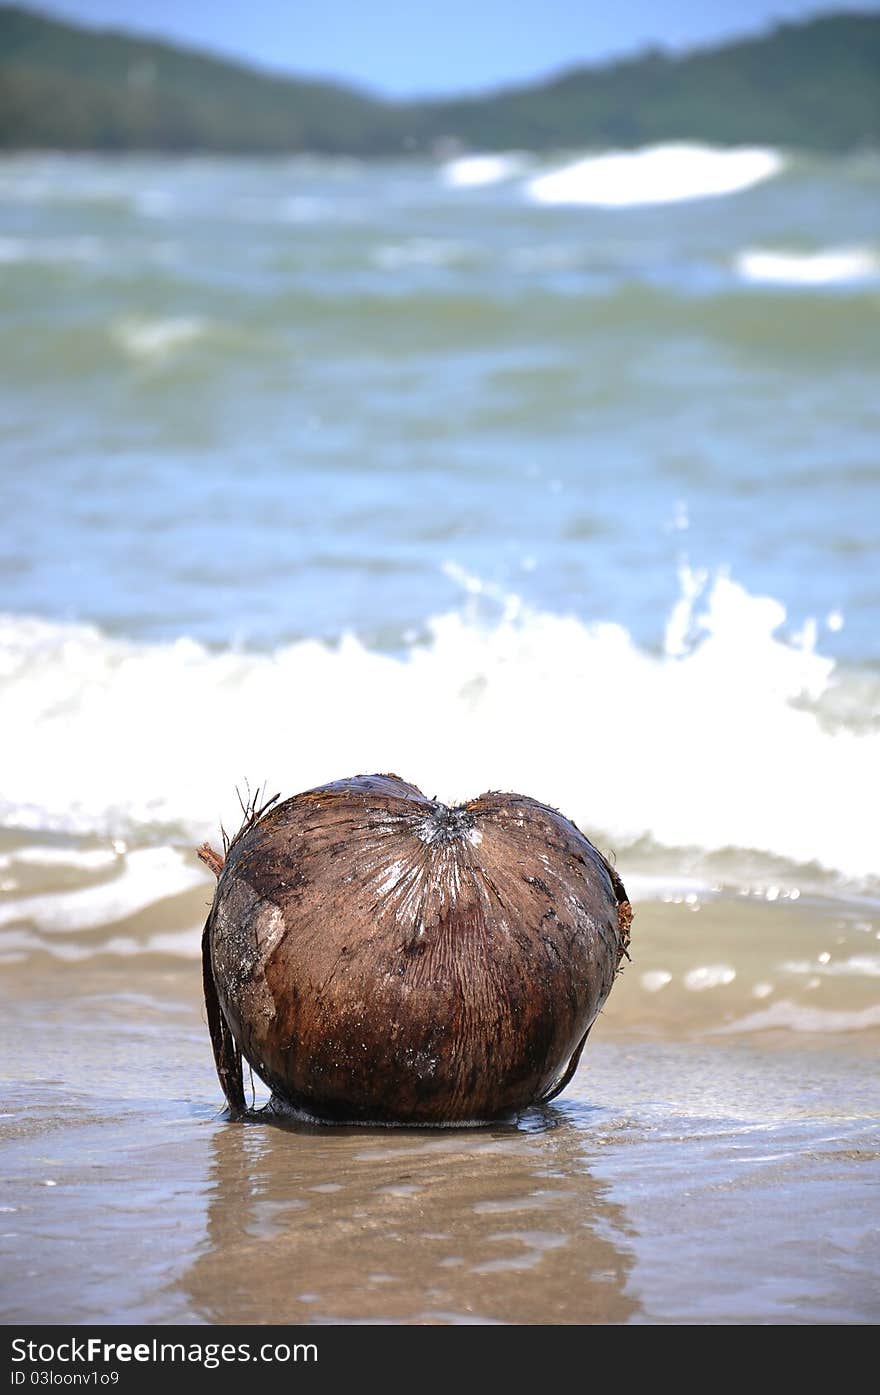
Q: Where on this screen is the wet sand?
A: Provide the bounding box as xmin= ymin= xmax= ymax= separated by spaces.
xmin=2 ymin=872 xmax=879 ymax=1325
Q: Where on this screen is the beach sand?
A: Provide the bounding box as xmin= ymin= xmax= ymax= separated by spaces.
xmin=2 ymin=854 xmax=878 ymax=1326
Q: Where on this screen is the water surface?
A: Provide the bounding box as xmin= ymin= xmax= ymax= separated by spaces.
xmin=1 ymin=145 xmax=879 ymax=1324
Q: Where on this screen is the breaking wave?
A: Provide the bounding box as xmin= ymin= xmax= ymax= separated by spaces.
xmin=0 ymin=569 xmax=876 ymax=886
xmin=440 ymin=153 xmax=529 ymax=188
xmin=524 ymin=143 xmax=784 ymax=207
xmin=735 ymin=246 xmax=879 ymax=286
xmin=111 ymin=315 xmax=210 ymax=361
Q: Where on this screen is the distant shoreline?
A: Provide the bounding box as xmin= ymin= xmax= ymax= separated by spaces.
xmin=1 ymin=6 xmax=879 ymax=155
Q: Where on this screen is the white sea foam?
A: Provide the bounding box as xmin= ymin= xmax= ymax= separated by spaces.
xmin=112 ymin=316 xmax=208 ymax=361
xmin=624 ymin=873 xmax=712 ymax=903
xmin=0 ymin=569 xmax=877 ymax=884
xmin=0 ymin=845 xmax=119 ymax=872
xmin=441 ymin=153 xmax=528 ymax=188
xmin=525 ymin=143 xmax=784 ymax=207
xmin=641 ymin=970 xmax=673 ymax=993
xmin=23 ymin=926 xmax=202 ymax=961
xmin=685 ymin=964 xmax=737 ymax=991
xmin=781 ymin=955 xmax=880 ymax=979
xmin=0 ymin=848 xmax=205 ymax=933
xmin=735 ymin=246 xmax=879 ymax=286
xmin=0 ymin=925 xmax=203 ymax=964
xmin=716 ymin=1001 xmax=880 ymax=1034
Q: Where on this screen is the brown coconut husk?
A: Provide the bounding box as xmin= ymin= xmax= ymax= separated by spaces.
xmin=198 ymin=775 xmax=631 ymax=1125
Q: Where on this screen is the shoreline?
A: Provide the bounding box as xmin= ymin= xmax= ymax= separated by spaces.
xmin=2 ymin=885 xmax=878 ymax=1325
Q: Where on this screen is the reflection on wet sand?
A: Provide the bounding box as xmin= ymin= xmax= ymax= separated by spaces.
xmin=183 ymin=1107 xmax=636 ymax=1324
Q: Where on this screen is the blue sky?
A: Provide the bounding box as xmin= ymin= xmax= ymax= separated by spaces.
xmin=37 ymin=2 xmax=876 ymax=95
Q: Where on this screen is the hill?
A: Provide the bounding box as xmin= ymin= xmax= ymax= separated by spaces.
xmin=1 ymin=5 xmax=878 ymax=153
xmin=0 ymin=5 xmax=398 ymax=152
xmin=404 ymin=13 xmax=880 ymax=153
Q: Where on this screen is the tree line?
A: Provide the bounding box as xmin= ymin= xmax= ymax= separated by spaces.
xmin=1 ymin=5 xmax=878 ymax=154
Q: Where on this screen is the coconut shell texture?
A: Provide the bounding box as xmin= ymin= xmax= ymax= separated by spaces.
xmin=201 ymin=775 xmax=631 ymax=1124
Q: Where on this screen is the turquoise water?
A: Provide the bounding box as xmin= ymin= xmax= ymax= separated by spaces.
xmin=0 ymin=146 xmax=878 ymax=885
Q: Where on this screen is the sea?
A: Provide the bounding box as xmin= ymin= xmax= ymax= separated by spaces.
xmin=0 ymin=142 xmax=878 ymax=1325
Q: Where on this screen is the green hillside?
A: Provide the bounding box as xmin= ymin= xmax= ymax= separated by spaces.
xmin=405 ymin=13 xmax=880 ymax=152
xmin=0 ymin=5 xmax=399 ymax=152
xmin=1 ymin=5 xmax=878 ymax=153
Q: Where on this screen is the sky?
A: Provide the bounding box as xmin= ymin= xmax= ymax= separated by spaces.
xmin=32 ymin=1 xmax=877 ymax=96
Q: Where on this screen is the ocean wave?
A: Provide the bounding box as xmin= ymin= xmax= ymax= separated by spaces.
xmin=734 ymin=246 xmax=879 ymax=286
xmin=278 ymin=194 xmax=335 ymax=223
xmin=372 ymin=238 xmax=477 ymax=270
xmin=0 ymin=168 xmax=134 ymax=210
xmin=781 ymin=955 xmax=880 ymax=979
xmin=0 ymin=845 xmax=119 ymax=872
xmin=524 ymin=143 xmax=784 ymax=207
xmin=440 ymin=153 xmax=529 ymax=188
xmin=111 ymin=316 xmax=209 ymax=361
xmin=0 ymin=924 xmax=202 ymax=963
xmin=0 ymin=569 xmax=877 ymax=885
xmin=0 ymin=235 xmax=102 ymax=266
xmin=0 ymin=848 xmax=204 ymax=934
xmin=133 ymin=189 xmax=175 ymax=219
xmin=715 ymin=1001 xmax=880 ymax=1034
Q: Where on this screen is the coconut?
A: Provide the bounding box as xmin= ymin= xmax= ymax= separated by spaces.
xmin=198 ymin=774 xmax=631 ymax=1124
